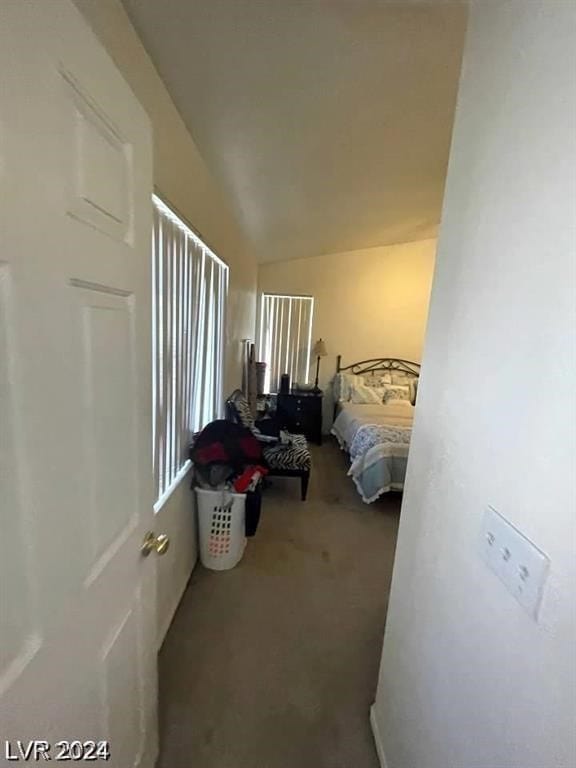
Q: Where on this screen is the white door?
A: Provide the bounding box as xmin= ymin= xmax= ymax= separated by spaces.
xmin=0 ymin=2 xmax=161 ymax=766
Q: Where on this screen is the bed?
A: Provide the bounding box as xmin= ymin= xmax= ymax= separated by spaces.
xmin=330 ymin=356 xmax=420 ymax=503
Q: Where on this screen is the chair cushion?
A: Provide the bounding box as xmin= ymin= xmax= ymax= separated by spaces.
xmin=263 ymin=433 xmax=311 ymax=471
xmin=226 ymin=390 xmax=311 ymax=472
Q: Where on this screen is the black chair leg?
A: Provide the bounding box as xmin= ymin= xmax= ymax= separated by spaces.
xmin=301 ymin=471 xmax=310 ymax=501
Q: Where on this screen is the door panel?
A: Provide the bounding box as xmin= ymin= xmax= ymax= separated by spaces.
xmin=0 ymin=2 xmax=157 ymax=766
xmin=101 ymin=602 xmax=145 ymax=767
xmin=62 ymin=70 xmax=134 ymax=242
xmin=80 ymin=289 xmax=138 ymax=572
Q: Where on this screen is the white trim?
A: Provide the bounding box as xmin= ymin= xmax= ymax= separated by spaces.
xmin=370 ymin=704 xmax=389 ymax=768
xmin=153 ymin=459 xmax=192 ymax=514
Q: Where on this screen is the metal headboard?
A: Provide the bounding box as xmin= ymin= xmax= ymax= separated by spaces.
xmin=333 ymin=356 xmax=421 ymax=422
xmin=335 ymin=355 xmax=421 ymax=378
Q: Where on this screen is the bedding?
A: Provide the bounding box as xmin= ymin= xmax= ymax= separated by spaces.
xmin=382 ymin=384 xmax=411 ymax=402
xmin=331 ymin=401 xmax=414 ymax=503
xmin=390 ymin=372 xmax=411 ymax=385
xmin=333 ymin=372 xmax=363 ymax=402
xmin=335 ymin=370 xmax=418 ymax=406
xmin=350 ymin=383 xmax=386 ymax=404
xmin=363 ymin=372 xmax=392 ymax=387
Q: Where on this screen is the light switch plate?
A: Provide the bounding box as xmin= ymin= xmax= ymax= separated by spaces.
xmin=480 ymin=506 xmax=550 ymax=620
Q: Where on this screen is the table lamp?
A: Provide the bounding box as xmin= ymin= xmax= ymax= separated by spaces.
xmin=312 ymin=338 xmax=327 ymax=393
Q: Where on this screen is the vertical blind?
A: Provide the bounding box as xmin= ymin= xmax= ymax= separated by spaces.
xmin=258 ymin=293 xmax=314 ymax=393
xmin=152 ymin=195 xmax=228 ymax=502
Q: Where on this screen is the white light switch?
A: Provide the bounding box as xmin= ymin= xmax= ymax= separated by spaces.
xmin=480 ymin=506 xmax=550 ymax=620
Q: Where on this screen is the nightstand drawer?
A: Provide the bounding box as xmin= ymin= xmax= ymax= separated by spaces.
xmin=276 ymin=392 xmax=323 ymax=445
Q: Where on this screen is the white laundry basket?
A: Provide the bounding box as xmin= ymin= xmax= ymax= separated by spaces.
xmin=195 ymin=488 xmax=247 ymax=571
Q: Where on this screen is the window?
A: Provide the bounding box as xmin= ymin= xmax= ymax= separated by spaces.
xmin=258 ymin=293 xmax=314 ymax=393
xmin=152 ymin=195 xmax=228 ymax=505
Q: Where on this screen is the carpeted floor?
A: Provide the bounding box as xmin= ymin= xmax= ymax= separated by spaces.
xmin=157 ymin=439 xmax=401 ymax=768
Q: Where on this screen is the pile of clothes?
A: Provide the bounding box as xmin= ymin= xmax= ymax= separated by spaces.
xmin=189 ymin=420 xmax=268 ymax=536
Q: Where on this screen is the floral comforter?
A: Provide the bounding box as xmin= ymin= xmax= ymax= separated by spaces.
xmin=331 ymin=402 xmax=414 ymax=503
xmin=349 ymin=423 xmax=411 ymax=462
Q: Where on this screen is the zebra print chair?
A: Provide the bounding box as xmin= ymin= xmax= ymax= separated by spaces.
xmin=225 ymin=390 xmax=311 ymax=501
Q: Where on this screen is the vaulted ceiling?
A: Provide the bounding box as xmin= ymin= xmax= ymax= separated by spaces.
xmin=121 ymin=0 xmax=467 ymax=262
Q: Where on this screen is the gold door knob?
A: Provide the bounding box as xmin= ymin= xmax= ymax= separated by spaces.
xmin=141 ymin=531 xmax=170 ymax=557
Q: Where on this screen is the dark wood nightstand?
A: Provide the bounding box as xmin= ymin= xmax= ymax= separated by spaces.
xmin=276 ymin=391 xmax=323 ymax=445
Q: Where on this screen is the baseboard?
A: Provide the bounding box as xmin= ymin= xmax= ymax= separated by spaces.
xmin=370 ymin=703 xmax=389 ymax=768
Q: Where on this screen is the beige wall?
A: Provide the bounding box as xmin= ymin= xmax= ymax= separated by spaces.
xmin=73 ymin=0 xmax=258 ymax=645
xmin=259 ymin=239 xmax=436 ymax=428
xmin=373 ymin=2 xmax=576 ymax=767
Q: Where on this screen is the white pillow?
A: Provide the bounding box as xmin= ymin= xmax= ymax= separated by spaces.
xmin=333 ymin=372 xmax=363 ymax=401
xmin=390 ymin=374 xmax=419 ymax=403
xmin=364 ymin=372 xmax=392 ymax=387
xmin=383 ymin=384 xmax=411 ymax=403
xmin=350 ymin=384 xmax=386 ymax=404
xmin=391 ymin=372 xmax=411 ymax=385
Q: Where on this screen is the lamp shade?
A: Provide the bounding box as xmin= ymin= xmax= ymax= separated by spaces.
xmin=313 ymin=338 xmax=327 ymax=357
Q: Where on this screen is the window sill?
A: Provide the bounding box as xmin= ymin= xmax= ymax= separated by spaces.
xmin=154 ymin=460 xmax=193 ymax=515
